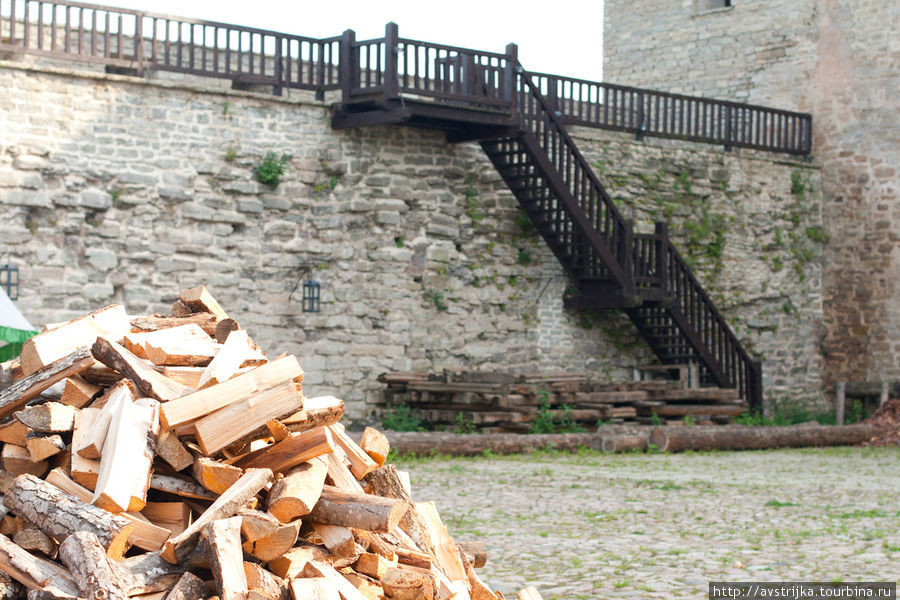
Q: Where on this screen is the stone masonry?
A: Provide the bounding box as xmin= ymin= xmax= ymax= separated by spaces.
xmin=603 ymin=0 xmax=899 ymax=392
xmin=0 ymin=56 xmax=825 ymax=418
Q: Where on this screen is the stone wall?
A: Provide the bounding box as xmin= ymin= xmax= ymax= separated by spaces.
xmin=0 ymin=58 xmax=825 ymax=417
xmin=603 ymin=0 xmax=899 ymax=391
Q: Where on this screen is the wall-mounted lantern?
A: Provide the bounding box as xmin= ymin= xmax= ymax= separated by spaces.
xmin=302 ymin=280 xmax=320 ymax=313
xmin=0 ymin=264 xmax=18 ymax=301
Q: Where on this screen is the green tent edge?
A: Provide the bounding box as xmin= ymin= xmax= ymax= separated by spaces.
xmin=0 ymin=324 xmax=39 ymax=362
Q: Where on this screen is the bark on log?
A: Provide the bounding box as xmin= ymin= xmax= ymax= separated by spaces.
xmin=600 ymin=434 xmax=648 ymax=453
xmin=648 ymin=423 xmax=878 ymax=453
xmin=380 ymin=567 xmax=434 ymax=600
xmin=58 ymin=531 xmax=130 ymax=600
xmin=306 ymin=485 xmax=407 ymax=533
xmin=91 ymin=337 xmax=194 ymax=402
xmin=281 ymin=396 xmax=344 ymax=433
xmin=0 ymin=534 xmax=79 ymax=598
xmin=130 ymin=314 xmax=218 ymax=338
xmin=384 ymin=431 xmax=598 ymax=456
xmin=0 ymin=571 xmax=24 ymax=600
xmin=267 ymin=460 xmax=327 ymax=523
xmin=457 ymin=541 xmax=487 ymax=569
xmin=2 ymin=474 xmax=133 ymax=560
xmin=0 ymin=348 xmax=95 ymax=420
xmin=163 ymin=572 xmax=207 ymax=600
xmin=242 ymin=562 xmax=288 ymax=600
xmin=363 ymin=465 xmax=433 ymax=554
xmin=119 ymin=551 xmax=190 ymax=595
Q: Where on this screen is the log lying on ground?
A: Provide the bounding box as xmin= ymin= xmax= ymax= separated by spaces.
xmin=648 ymin=423 xmax=878 ymax=453
xmin=600 ymin=434 xmax=649 ymax=453
xmin=383 ymin=431 xmax=599 ymax=456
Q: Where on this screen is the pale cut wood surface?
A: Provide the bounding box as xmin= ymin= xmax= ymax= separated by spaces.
xmin=233 ymin=427 xmax=334 ymax=473
xmin=0 ymin=347 xmax=95 ymax=420
xmin=267 ymin=459 xmax=327 ymax=523
xmin=202 ymin=517 xmax=247 ymax=600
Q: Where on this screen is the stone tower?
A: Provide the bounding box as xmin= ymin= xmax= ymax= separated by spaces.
xmin=604 ymin=0 xmax=900 ymax=388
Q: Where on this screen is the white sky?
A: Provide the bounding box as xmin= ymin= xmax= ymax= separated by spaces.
xmin=103 ymin=0 xmax=605 ymax=81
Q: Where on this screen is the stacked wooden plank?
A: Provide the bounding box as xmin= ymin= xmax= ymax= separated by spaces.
xmin=0 ymin=286 xmax=540 ymax=600
xmin=377 ymin=371 xmax=747 ymax=431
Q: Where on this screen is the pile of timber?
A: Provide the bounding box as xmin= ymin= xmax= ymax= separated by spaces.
xmin=377 ymin=371 xmax=747 ymax=432
xmin=0 ymin=286 xmax=543 ymax=600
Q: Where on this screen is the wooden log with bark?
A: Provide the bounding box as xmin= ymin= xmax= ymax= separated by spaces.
xmin=58 ymin=531 xmax=130 ymax=600
xmin=306 ymin=486 xmax=407 ymax=534
xmin=267 ymin=460 xmax=327 ymax=523
xmin=648 ymin=423 xmax=878 ymax=453
xmin=2 ymin=474 xmax=133 ymax=560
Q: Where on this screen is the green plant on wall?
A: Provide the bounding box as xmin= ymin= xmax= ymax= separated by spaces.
xmin=254 ymin=152 xmax=291 ymax=188
xmin=423 ymin=287 xmax=448 ymax=311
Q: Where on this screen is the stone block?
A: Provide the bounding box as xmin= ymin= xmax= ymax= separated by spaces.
xmin=1 ymin=190 xmax=50 ymax=207
xmin=85 ymin=248 xmax=118 ymax=271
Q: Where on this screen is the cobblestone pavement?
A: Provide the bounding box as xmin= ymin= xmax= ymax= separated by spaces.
xmin=394 ymin=447 xmax=900 ymax=599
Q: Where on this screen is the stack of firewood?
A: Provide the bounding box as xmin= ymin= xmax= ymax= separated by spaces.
xmin=378 ymin=371 xmax=747 ymax=431
xmin=0 ymin=286 xmax=542 ymax=600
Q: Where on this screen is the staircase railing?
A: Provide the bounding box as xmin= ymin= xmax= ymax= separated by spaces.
xmin=528 ymin=72 xmax=812 ymax=155
xmin=515 ymin=67 xmax=634 ymax=291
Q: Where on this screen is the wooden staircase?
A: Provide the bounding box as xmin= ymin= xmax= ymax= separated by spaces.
xmin=330 ymin=27 xmax=763 ymax=412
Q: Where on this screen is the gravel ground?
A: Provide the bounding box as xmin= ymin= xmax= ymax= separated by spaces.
xmin=394 ymin=447 xmax=900 ymax=599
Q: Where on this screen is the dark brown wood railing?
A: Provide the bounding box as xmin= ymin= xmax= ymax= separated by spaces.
xmin=528 ymin=72 xmax=812 ymax=155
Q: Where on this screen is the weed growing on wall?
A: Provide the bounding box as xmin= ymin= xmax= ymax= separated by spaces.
xmin=254 ymin=152 xmax=291 ymax=188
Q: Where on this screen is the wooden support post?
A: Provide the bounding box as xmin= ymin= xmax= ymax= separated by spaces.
xmin=835 ymin=381 xmax=846 ymax=426
xmin=879 ymin=381 xmax=889 ymax=407
xmin=655 ymin=221 xmax=668 ymax=296
xmin=383 ymin=22 xmax=399 ymax=101
xmin=340 ymin=29 xmax=357 ymax=105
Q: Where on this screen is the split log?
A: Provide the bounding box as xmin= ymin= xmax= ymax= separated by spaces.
xmin=233 ymin=427 xmax=334 ymax=473
xmin=120 ymin=551 xmax=190 ymax=596
xmin=308 ymin=523 xmax=357 ymax=557
xmin=124 ymin=323 xmax=216 ymax=358
xmin=288 ymin=578 xmax=340 ymax=600
xmin=354 ymin=552 xmax=397 ymax=579
xmin=329 ymin=426 xmax=378 ymax=479
xmin=141 ymin=502 xmax=191 ymax=538
xmin=380 ymin=567 xmax=434 ymax=600
xmin=76 ymin=381 xmax=135 ymax=459
xmin=517 ymin=586 xmax=544 ymax=600
xmin=157 ymin=428 xmax=194 ymax=472
xmin=160 ymin=468 xmax=273 ymax=564
xmin=243 ymin=562 xmax=288 ymax=600
xmin=1 ymin=446 xmax=47 ymax=478
xmin=193 ymin=457 xmax=243 ymax=495
xmin=383 ymin=431 xmax=597 ymax=456
xmin=266 ymin=545 xmax=330 ymax=579
xmin=0 ymin=420 xmax=29 ymax=447
xmin=215 ymin=319 xmax=240 ymax=344
xmin=19 ymin=305 xmax=129 ymax=376
xmin=266 ymin=419 xmax=290 ymax=442
xmin=148 ymin=474 xmax=216 ymax=501
xmin=359 ymin=427 xmax=389 ymax=466
xmin=307 ymin=486 xmax=407 ymax=533
xmin=201 ymin=517 xmax=247 ymax=600
xmin=457 ymin=541 xmax=487 ymax=569
xmin=14 ymin=404 xmax=75 ymax=433
xmin=198 ymin=331 xmax=258 ymax=389
xmin=92 ymin=397 xmax=159 ymax=513
xmin=0 ymin=533 xmax=80 ymax=597
xmin=58 ymin=531 xmax=130 ymax=600
xmin=0 ymin=348 xmax=95 ymax=420
xmin=300 ymin=562 xmax=368 ymax=600
xmin=0 ymin=572 xmax=24 ymax=600
xmin=130 ymin=313 xmax=218 ymax=338
xmin=321 ymin=451 xmax=364 ymax=494
xmin=281 ymin=396 xmax=344 ymax=433
xmin=24 ymin=434 xmax=65 ymax=463
xmin=160 ymin=356 xmax=303 ymax=430
xmin=414 ymin=502 xmax=466 ymax=583
xmin=600 ymin=435 xmax=648 ymax=453
xmin=364 ymin=465 xmax=432 ymax=554
xmin=160 ymin=367 xmax=204 ymax=389
xmin=91 ymin=338 xmax=194 ymax=402
xmin=194 ymin=380 xmax=303 ymax=456
xmin=179 ymin=286 xmax=230 ymax=322
xmin=458 ymin=548 xmax=493 ymax=600
xmin=144 ymin=340 xmax=222 ymax=368
xmin=648 ymin=423 xmax=878 ymax=453
xmin=45 ymin=469 xmax=171 ymax=552
xmin=237 ymin=508 xmax=280 ymax=543
xmin=241 ymin=521 xmax=301 ymax=562
xmin=2 ymin=474 xmax=134 ymax=560
xmin=70 ymin=408 xmax=101 ymax=488
xmin=163 ymin=572 xmax=207 ymax=600
xmin=59 ymin=376 xmax=100 ymax=408
xmin=267 ymin=459 xmax=327 ymax=523
xmin=12 ymin=529 xmax=56 ymax=559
